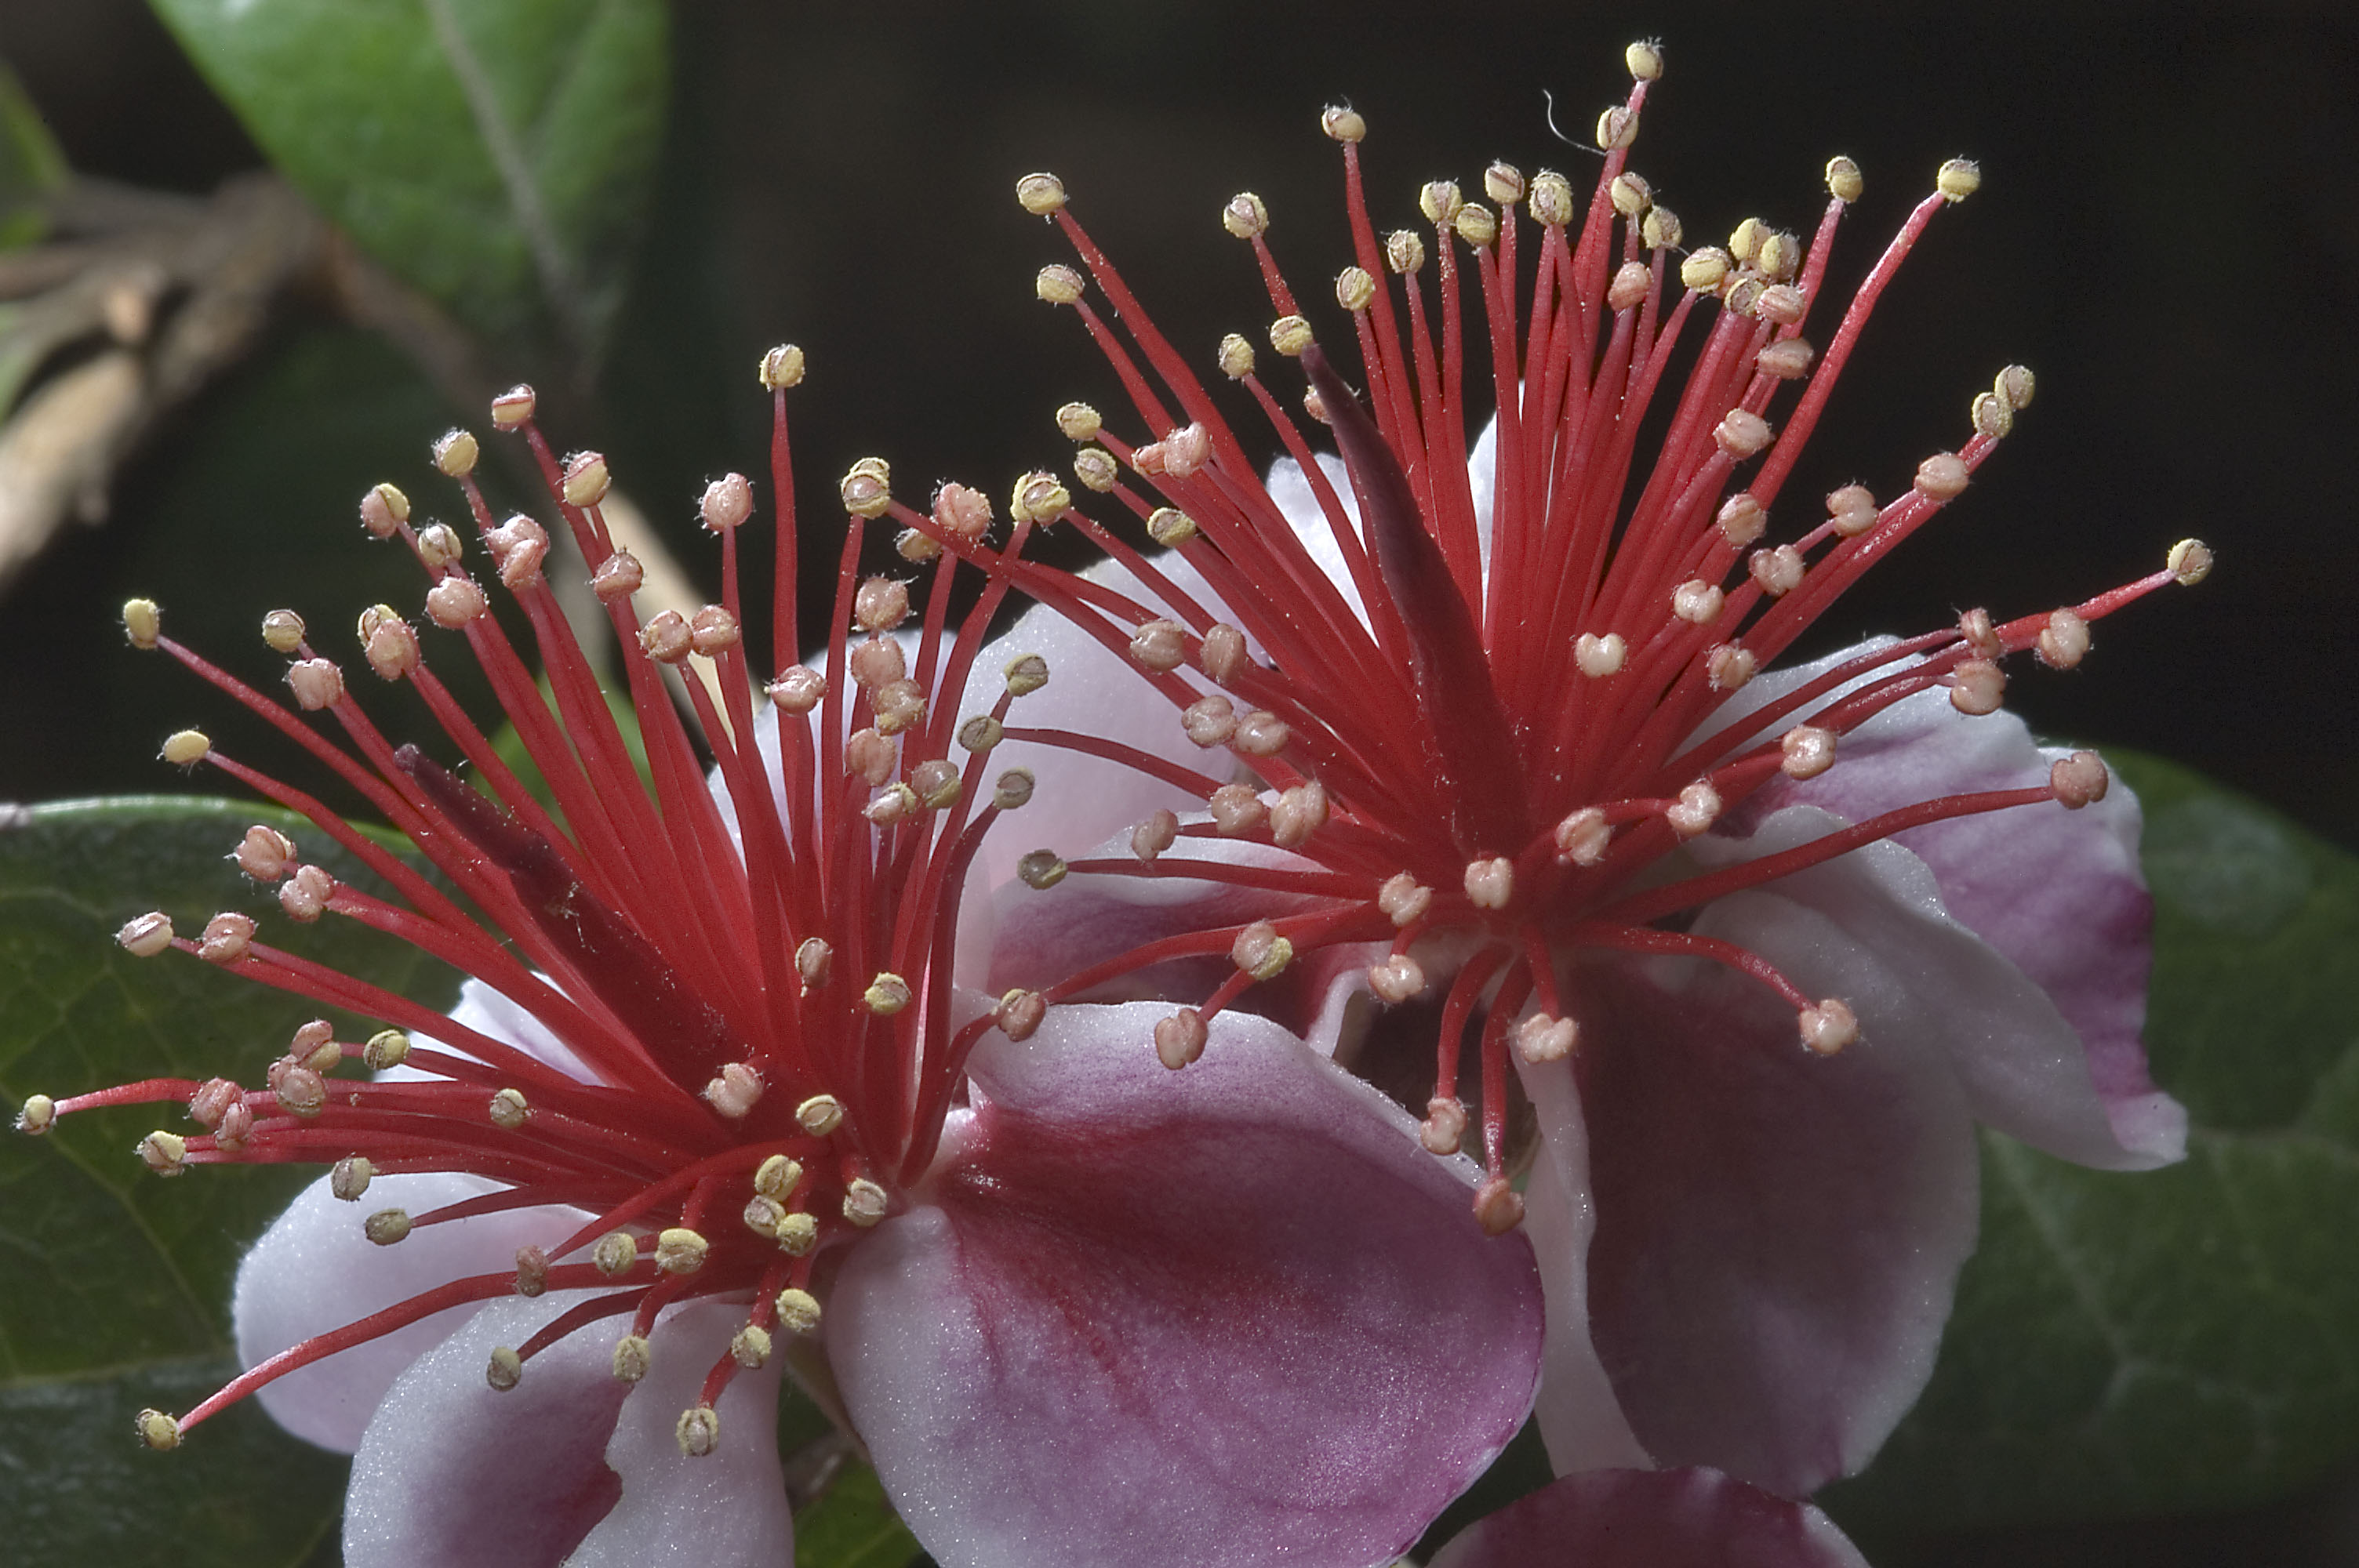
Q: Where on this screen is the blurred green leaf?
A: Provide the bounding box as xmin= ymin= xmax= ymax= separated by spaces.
xmin=1 ymin=796 xmax=460 ymax=1565
xmin=794 ymin=1459 xmax=924 ymax=1568
xmin=0 ymin=56 xmax=67 ymax=250
xmin=147 ymin=0 xmax=669 ymax=365
xmin=1827 ymin=752 xmax=2359 ymax=1534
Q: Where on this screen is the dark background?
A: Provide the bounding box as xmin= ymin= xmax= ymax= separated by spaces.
xmin=0 ymin=2 xmax=2353 ymax=1563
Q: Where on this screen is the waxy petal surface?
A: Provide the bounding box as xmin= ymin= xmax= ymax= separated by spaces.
xmin=829 ymin=1000 xmax=1544 ymax=1568
xmin=1428 ymin=1465 xmax=1870 ymax=1568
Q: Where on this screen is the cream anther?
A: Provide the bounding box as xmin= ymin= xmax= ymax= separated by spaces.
xmin=2168 ymin=538 xmax=2215 ymax=586
xmin=703 ymin=1062 xmax=763 ymax=1120
xmin=136 ymin=1409 xmax=182 ymax=1451
xmin=794 ymin=937 xmax=833 ymax=990
xmin=776 ymin=1212 xmax=820 ymax=1256
xmin=612 ymin=1335 xmax=653 ymax=1383
xmin=365 ymin=1208 xmax=413 ymax=1246
xmin=874 ymin=679 xmax=928 ymax=735
xmin=1748 ymin=544 xmax=1805 ymax=597
xmin=592 ymin=1231 xmax=638 ymax=1276
xmin=485 ymin=1346 xmax=524 ymax=1392
xmin=1232 ymin=920 xmax=1294 ymax=982
xmin=1385 ymin=228 xmax=1426 ymax=275
xmin=1321 ymin=104 xmax=1366 ymax=142
xmin=123 ymin=597 xmax=162 ymax=650
xmin=1672 ymin=580 xmax=1725 ymax=626
xmin=769 ymin=664 xmax=826 ymax=715
xmin=561 ymin=451 xmax=611 ymax=509
xmin=1678 ymin=249 xmax=1730 ymax=292
xmin=1949 ymin=659 xmax=2007 ymax=715
xmin=1270 ymin=782 xmax=1330 ymax=849
xmin=160 ymin=728 xmax=211 ymax=768
xmin=1154 ymin=1008 xmax=1210 ymax=1070
xmin=1464 ymin=857 xmax=1515 ymax=911
xmin=864 ymin=973 xmax=912 ymax=1015
xmin=776 ymin=1288 xmax=823 ymax=1334
xmin=2037 ymin=607 xmax=2092 ymax=670
xmin=1010 ymin=470 xmax=1072 ymax=524
xmin=138 ymin=1129 xmax=187 ymax=1177
xmin=198 ymin=911 xmax=257 ymax=964
xmin=1554 ymin=807 xmax=1610 ymax=866
xmin=1209 ymin=782 xmax=1267 ymax=837
xmin=1036 ymin=265 xmax=1085 ymax=306
xmin=840 ymin=457 xmax=892 ymax=518
xmin=1418 ymin=180 xmax=1463 ymax=226
xmin=1017 ymin=850 xmax=1067 ymax=891
xmin=1595 ymin=104 xmax=1639 ymax=151
xmin=1378 ymin=872 xmax=1434 ymax=927
xmin=1826 ymin=155 xmax=1864 ymax=202
xmin=1716 ymin=493 xmax=1767 ymax=548
xmin=655 ymin=1227 xmax=709 ymax=1275
xmin=1641 ymin=206 xmax=1682 ymax=250
xmin=1799 ymin=998 xmax=1859 ymax=1054
xmin=1222 ymin=191 xmax=1270 ymax=239
xmin=1707 ymin=644 xmax=1757 ymax=691
xmin=1606 ymin=262 xmax=1650 ymax=314
xmin=1485 ymin=162 xmax=1527 ymax=205
xmin=1336 ymin=266 xmax=1376 ymax=313
xmin=1129 ymin=618 xmax=1187 ymax=673
xmin=795 ymin=1095 xmax=845 ymax=1137
xmin=1971 ymin=391 xmax=2012 ymax=441
xmin=16 ymin=1093 xmax=56 ymax=1135
xmin=1625 ymin=38 xmax=1664 ymax=78
xmin=330 ymin=1155 xmax=374 ymax=1201
xmin=1016 ymin=172 xmax=1067 ymax=216
xmin=758 ymin=343 xmax=806 ymax=390
xmin=487 ymin=1087 xmax=529 ymax=1130
xmin=996 ymin=988 xmax=1046 ymax=1042
xmin=1757 ymin=339 xmax=1815 ymax=379
xmin=358 ymin=482 xmax=409 ymax=539
xmin=1454 ymin=202 xmax=1499 ymax=249
xmin=1781 ymin=725 xmax=1838 ymax=779
xmin=1715 ymin=409 xmax=1774 ymax=459
xmin=954 ymin=715 xmax=1005 ymax=759
xmin=1936 ymin=158 xmax=1983 ymax=201
xmin=1757 ymin=237 xmax=1801 ymax=286
xmin=1996 ymin=364 xmax=2037 ymax=412
xmin=1199 ymin=624 xmax=1249 ymax=684
xmin=1667 ymin=782 xmax=1722 ymax=837
xmin=1474 ymin=1177 xmax=1525 ymax=1236
xmin=1421 ymin=1097 xmax=1467 ymax=1156
xmin=1608 ymin=171 xmax=1649 ymax=217
xmin=514 ymin=1246 xmax=549 ymax=1298
xmin=1517 ymin=1014 xmax=1579 ymax=1065
xmin=994 ymin=768 xmax=1037 ymax=811
xmin=489 ymin=385 xmax=536 ymax=428
xmin=1575 ymin=632 xmax=1627 ymax=677
xmin=1826 ymin=484 xmax=1879 ymax=537
xmin=1269 ymin=314 xmax=1314 ymax=357
xmin=286 ymin=657 xmax=346 ymax=711
xmin=118 ymin=910 xmax=174 ymax=957
xmin=754 ymin=1154 xmax=804 ymax=1201
xmin=1728 ymin=219 xmax=1768 ymax=266
xmin=677 ymin=1407 xmax=720 ymax=1458
xmin=732 ymin=1325 xmax=772 ymax=1370
xmin=1369 ymin=953 xmax=1427 ymax=1004
xmin=1914 ymin=452 xmax=1970 ymax=502
xmin=2051 ymin=750 xmax=2110 ymax=809
xmin=1528 ymin=170 xmax=1575 ymax=227
xmin=433 ymin=428 xmax=479 ymax=477
xmin=1004 ymin=651 xmax=1050 ymax=698
xmin=1147 ymin=506 xmax=1198 ymax=546
xmin=843 ymin=1178 xmax=890 ymax=1227
xmin=1132 ymin=808 xmax=1180 ymax=863
xmin=1217 ymin=335 xmax=1256 ymax=380
xmin=415 ymin=522 xmax=464 ymax=569
xmin=233 ymin=825 xmax=295 ymax=881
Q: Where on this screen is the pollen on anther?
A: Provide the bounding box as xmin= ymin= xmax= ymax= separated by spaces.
xmin=1016 ymin=172 xmax=1067 ymax=216
xmin=2168 ymin=539 xmax=2215 ymax=586
xmin=776 ymin=1288 xmax=823 ymax=1334
xmin=122 ymin=597 xmax=162 ymax=650
xmin=1232 ymin=921 xmax=1293 ymax=982
xmin=776 ymin=1212 xmax=820 ymax=1256
xmin=655 ymin=1228 xmax=709 ymax=1275
xmin=843 ymin=1178 xmax=889 ymax=1227
xmin=732 ymin=1325 xmax=772 ymax=1370
xmin=612 ymin=1335 xmax=653 ymax=1383
xmin=364 ymin=1207 xmax=412 ymax=1246
xmin=677 ymin=1406 xmax=721 ymax=1458
xmin=796 ymin=1095 xmax=845 ymax=1137
xmin=135 ymin=1408 xmax=182 ymax=1451
xmin=591 ymin=1231 xmax=638 ymax=1276
xmin=485 ymin=1346 xmax=523 ymax=1392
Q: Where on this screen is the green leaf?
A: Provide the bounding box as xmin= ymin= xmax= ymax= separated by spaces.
xmin=1826 ymin=752 xmax=2359 ymax=1535
xmin=147 ymin=0 xmax=670 ymax=364
xmin=794 ymin=1459 xmax=924 ymax=1568
xmin=0 ymin=56 xmax=68 ymax=251
xmin=1 ymin=797 xmax=461 ymax=1566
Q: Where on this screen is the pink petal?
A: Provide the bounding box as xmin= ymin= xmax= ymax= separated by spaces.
xmin=342 ymin=1294 xmax=631 ymax=1567
xmin=829 ymin=1000 xmax=1544 ymax=1568
xmin=569 ymin=1300 xmax=792 ymax=1567
xmin=1428 ymin=1466 xmax=1870 ymax=1568
xmin=1561 ymin=882 xmax=1983 ymax=1497
xmin=233 ymin=1171 xmax=592 ymax=1453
